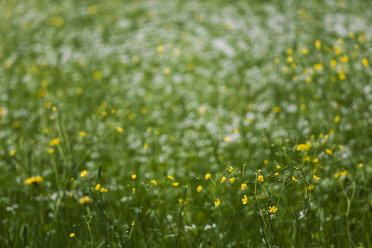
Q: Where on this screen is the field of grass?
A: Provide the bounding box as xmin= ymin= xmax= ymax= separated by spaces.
xmin=1 ymin=0 xmax=372 ymax=247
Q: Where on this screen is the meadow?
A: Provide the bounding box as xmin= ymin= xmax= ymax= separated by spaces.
xmin=0 ymin=0 xmax=372 ymax=247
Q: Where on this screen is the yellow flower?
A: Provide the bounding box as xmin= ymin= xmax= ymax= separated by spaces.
xmin=69 ymin=233 xmax=75 ymax=238
xmin=224 ymin=136 xmax=231 ymax=142
xmin=163 ymin=67 xmax=171 ymax=75
xmin=257 ymin=175 xmax=264 ymax=182
xmin=131 ymin=174 xmax=137 ymax=180
xmin=214 ymin=198 xmax=221 ymax=207
xmin=221 ymin=176 xmax=226 ymax=183
xmin=227 ymin=166 xmax=234 ymax=172
xmin=303 ymin=156 xmax=310 ymax=162
xmin=334 ymin=115 xmax=341 ymax=123
xmin=268 ymin=206 xmax=278 ymax=213
xmin=307 ymin=185 xmax=314 ymax=191
xmin=229 ymin=177 xmax=236 ymax=183
xmin=297 ymin=142 xmax=312 ymax=151
xmin=276 ymin=165 xmax=281 ymax=169
xmin=80 ymin=170 xmax=87 ymax=177
xmin=313 ymin=175 xmax=320 ymax=180
xmin=87 ymin=5 xmax=98 ymax=15
xmin=358 ymin=163 xmax=363 ymax=168
xmin=144 ymin=143 xmax=148 ymax=149
xmin=301 ymin=47 xmax=309 ymax=55
xmin=340 ymin=56 xmax=348 ymax=63
xmin=275 ymin=172 xmax=279 ymax=176
xmin=338 ymin=72 xmax=346 ymax=80
xmin=151 ymin=180 xmax=157 ymax=185
xmin=334 ymin=45 xmax=342 ymax=56
xmin=315 ymin=40 xmax=321 ymax=50
xmin=325 ymin=148 xmax=333 ymax=155
xmin=95 ymin=184 xmax=101 ymax=191
xmin=93 ymin=70 xmax=102 ymax=79
xmin=338 ymin=145 xmax=344 ymax=150
xmin=49 ymin=17 xmax=64 ymax=27
xmin=273 ymin=107 xmax=280 ymax=114
xmin=199 ymin=106 xmax=207 ymax=114
xmin=242 ymin=195 xmax=248 ymax=205
xmin=313 ymin=63 xmax=323 ymax=72
xmin=48 ymin=148 xmax=54 ymax=154
xmin=167 ymin=175 xmax=174 ymax=181
xmin=330 ymin=59 xmax=337 ymax=69
xmin=196 ymin=185 xmax=203 ymax=192
xmin=292 ymin=176 xmax=297 ymax=182
xmin=205 ymin=173 xmax=211 ymax=180
xmin=334 ymin=173 xmax=340 ymax=179
xmin=116 ymin=126 xmax=123 ymax=133
xmin=286 ymin=48 xmax=293 ymax=55
xmin=79 ymin=196 xmax=91 ymax=205
xmin=25 ymin=176 xmax=43 ymax=185
xmin=79 ymin=131 xmax=86 ymax=137
xmin=178 ymin=199 xmax=184 ymax=204
xmin=313 ymin=158 xmax=319 ymax=163
xmin=241 ymin=183 xmax=247 ymax=190
xmin=13 ymin=121 xmax=21 ymax=128
xmin=362 ymin=58 xmax=369 ymax=67
xmin=9 ymin=149 xmax=16 ymax=156
xmin=131 ymin=221 xmax=135 ymax=226
xmin=340 ymin=170 xmax=347 ymax=177
xmin=172 ymin=182 xmax=179 ymax=187
xmin=100 ymin=187 xmax=108 ymax=192
xmin=156 ymin=45 xmax=164 ymax=53
xmin=49 ymin=138 xmax=60 ymax=146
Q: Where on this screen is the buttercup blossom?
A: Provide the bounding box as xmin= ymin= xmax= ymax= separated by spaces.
xmin=297 ymin=142 xmax=312 ymax=151
xmin=241 ymin=183 xmax=247 ymax=190
xmin=80 ymin=170 xmax=87 ymax=177
xmin=49 ymin=138 xmax=60 ymax=146
xmin=79 ymin=196 xmax=91 ymax=205
xmin=25 ymin=176 xmax=43 ymax=185
xmin=95 ymin=184 xmax=101 ymax=190
xmin=257 ymin=175 xmax=264 ymax=182
xmin=197 ymin=185 xmax=203 ymax=192
xmin=269 ymin=206 xmax=278 ymax=213
xmin=242 ymin=195 xmax=248 ymax=205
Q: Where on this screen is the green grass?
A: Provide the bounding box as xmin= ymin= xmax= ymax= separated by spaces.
xmin=1 ymin=0 xmax=372 ymax=247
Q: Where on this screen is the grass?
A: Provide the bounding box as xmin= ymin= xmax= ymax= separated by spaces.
xmin=0 ymin=0 xmax=372 ymax=247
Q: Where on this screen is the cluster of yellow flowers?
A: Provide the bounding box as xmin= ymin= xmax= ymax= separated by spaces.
xmin=79 ymin=196 xmax=91 ymax=205
xmin=25 ymin=176 xmax=43 ymax=185
xmin=95 ymin=184 xmax=108 ymax=192
xmin=297 ymin=142 xmax=312 ymax=151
